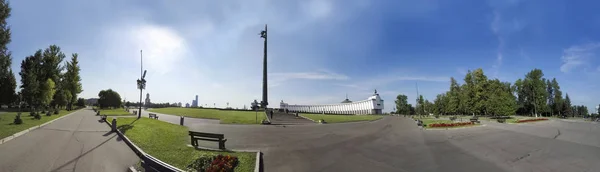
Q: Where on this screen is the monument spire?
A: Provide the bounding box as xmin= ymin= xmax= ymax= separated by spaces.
xmin=260 ymin=24 xmax=268 ymax=109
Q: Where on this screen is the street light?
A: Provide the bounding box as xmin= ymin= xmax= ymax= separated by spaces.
xmin=137 ymin=50 xmax=147 ymax=119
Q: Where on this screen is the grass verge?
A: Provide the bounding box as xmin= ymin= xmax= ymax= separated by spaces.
xmin=148 ymin=107 xmax=267 ymax=124
xmin=0 ymin=109 xmax=75 ymax=139
xmin=112 ymin=117 xmax=255 ymax=171
xmin=301 ymin=114 xmax=384 ymax=123
xmin=97 ymin=108 xmax=134 ymax=116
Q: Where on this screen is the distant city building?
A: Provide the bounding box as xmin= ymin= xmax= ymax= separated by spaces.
xmin=144 ymin=93 xmax=151 ymax=106
xmin=185 ymin=103 xmax=190 ymax=108
xmin=191 ymin=95 xmax=199 ymax=107
xmin=280 ymin=90 xmax=385 ymax=115
xmin=178 ymin=102 xmax=182 ymax=107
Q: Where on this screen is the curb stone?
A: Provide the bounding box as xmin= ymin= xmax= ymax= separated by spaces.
xmin=0 ymin=109 xmax=82 ymax=145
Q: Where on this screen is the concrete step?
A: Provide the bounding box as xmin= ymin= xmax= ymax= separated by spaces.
xmin=269 ymin=112 xmax=314 ymax=124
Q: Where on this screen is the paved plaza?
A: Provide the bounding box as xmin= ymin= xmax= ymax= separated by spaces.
xmin=2 ymin=108 xmax=600 ymax=172
xmin=184 ymin=115 xmax=600 ymax=172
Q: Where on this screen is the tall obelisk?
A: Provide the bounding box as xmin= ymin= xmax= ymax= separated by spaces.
xmin=260 ymin=24 xmax=268 ymax=109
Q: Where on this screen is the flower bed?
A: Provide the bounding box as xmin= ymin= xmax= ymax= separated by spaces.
xmin=427 ymin=121 xmax=474 ymax=128
xmin=187 ymin=154 xmax=239 ymax=172
xmin=516 ymin=118 xmax=548 ymax=123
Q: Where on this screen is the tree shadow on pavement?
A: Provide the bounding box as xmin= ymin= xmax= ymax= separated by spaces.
xmin=49 ymin=134 xmax=118 ymax=172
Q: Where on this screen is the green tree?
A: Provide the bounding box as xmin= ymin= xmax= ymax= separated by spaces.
xmin=63 ymin=53 xmax=82 ymax=109
xmin=471 ymin=68 xmax=489 ymax=115
xmin=98 ymin=89 xmax=122 ymax=109
xmin=521 ymin=69 xmax=548 ymax=117
xmin=19 ymin=51 xmax=43 ymax=110
xmin=53 ymin=89 xmax=69 ymax=109
xmin=416 ymin=95 xmax=425 ymax=116
xmin=546 ymin=79 xmax=554 ymax=116
xmin=75 ymin=98 xmax=85 ymax=107
xmin=486 ymin=79 xmax=517 ymax=116
xmin=0 ymin=0 xmax=14 ymax=107
xmin=551 ymin=78 xmax=563 ymax=116
xmin=563 ymin=94 xmax=572 ymax=117
xmin=41 ymin=45 xmax=65 ymax=84
xmin=423 ymin=99 xmax=434 ymax=115
xmin=446 ymin=77 xmax=461 ymax=115
xmin=461 ymin=70 xmax=475 ymax=115
xmin=394 ymin=94 xmax=410 ymax=115
xmin=408 ymin=104 xmax=415 ymax=115
xmin=40 ymin=79 xmax=56 ymax=110
xmin=433 ymin=93 xmax=448 ymax=115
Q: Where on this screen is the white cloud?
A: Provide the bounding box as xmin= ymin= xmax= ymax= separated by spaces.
xmin=560 ymin=43 xmax=600 ymax=73
xmin=102 ymin=23 xmax=189 ymax=76
xmin=489 ymin=0 xmax=524 ymax=78
xmin=304 ymin=0 xmax=334 ymax=19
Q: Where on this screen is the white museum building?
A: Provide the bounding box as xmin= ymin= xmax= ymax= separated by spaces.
xmin=280 ymin=90 xmax=385 ymax=115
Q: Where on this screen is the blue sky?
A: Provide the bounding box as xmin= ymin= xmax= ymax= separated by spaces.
xmin=7 ymin=0 xmax=600 ymax=112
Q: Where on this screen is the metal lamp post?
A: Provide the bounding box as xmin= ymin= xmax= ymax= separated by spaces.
xmin=137 ymin=50 xmax=147 ymax=119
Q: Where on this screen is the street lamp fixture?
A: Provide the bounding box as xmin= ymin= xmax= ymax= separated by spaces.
xmin=137 ymin=50 xmax=147 ymax=119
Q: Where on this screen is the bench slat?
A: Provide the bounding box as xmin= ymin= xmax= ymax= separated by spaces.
xmin=189 ymin=131 xmax=224 ymax=139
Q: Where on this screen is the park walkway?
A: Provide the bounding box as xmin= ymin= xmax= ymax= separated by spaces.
xmin=0 ymin=107 xmax=139 ymax=172
xmin=128 ymin=108 xmax=220 ymax=125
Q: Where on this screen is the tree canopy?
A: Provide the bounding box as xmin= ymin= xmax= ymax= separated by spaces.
xmin=425 ymin=68 xmax=586 ymax=117
xmin=0 ymin=0 xmax=14 ymax=106
xmin=98 ymin=89 xmax=122 ymax=109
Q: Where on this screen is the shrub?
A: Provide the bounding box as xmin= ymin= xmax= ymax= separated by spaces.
xmin=54 ymin=109 xmax=60 ymax=114
xmin=449 ymin=116 xmax=457 ymax=121
xmin=186 ymin=154 xmax=239 ymax=172
xmin=428 ymin=122 xmax=474 ymax=128
xmin=30 ymin=111 xmax=36 ymax=116
xmin=497 ymin=119 xmax=506 ymax=123
xmin=14 ymin=114 xmax=23 ymax=124
xmin=434 ymin=115 xmax=439 ymax=119
xmin=46 ymin=111 xmax=52 ymax=116
xmin=96 ymin=111 xmax=100 ymax=116
xmin=33 ymin=113 xmax=42 ymax=120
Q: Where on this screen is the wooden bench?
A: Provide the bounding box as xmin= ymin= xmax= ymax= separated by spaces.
xmin=470 ymin=117 xmax=480 ymax=123
xmin=101 ymin=115 xmax=107 ymax=121
xmin=189 ymin=131 xmax=227 ymax=150
xmin=149 ymin=113 xmax=158 ymax=119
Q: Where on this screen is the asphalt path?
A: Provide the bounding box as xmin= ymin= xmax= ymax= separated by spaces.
xmin=183 ymin=116 xmax=600 ymax=172
xmin=0 ymin=108 xmax=139 ymax=172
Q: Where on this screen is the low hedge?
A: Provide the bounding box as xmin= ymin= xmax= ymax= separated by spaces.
xmin=428 ymin=121 xmax=474 ymax=128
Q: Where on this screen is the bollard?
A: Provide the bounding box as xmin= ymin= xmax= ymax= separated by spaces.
xmin=180 ymin=116 xmax=184 ymax=126
xmin=111 ymin=118 xmax=117 ymax=132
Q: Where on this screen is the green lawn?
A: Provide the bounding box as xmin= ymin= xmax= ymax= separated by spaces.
xmin=148 ymin=108 xmax=267 ymax=124
xmin=300 ymin=114 xmax=384 ymax=123
xmin=0 ymin=109 xmax=77 ymax=139
xmin=97 ymin=108 xmax=134 ymax=116
xmin=111 ymin=117 xmax=255 ymax=171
